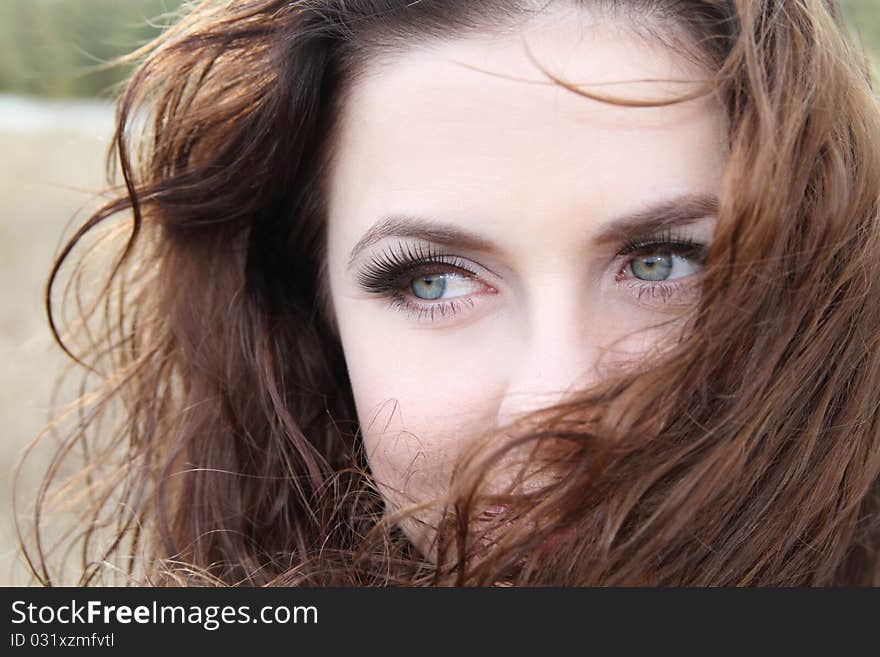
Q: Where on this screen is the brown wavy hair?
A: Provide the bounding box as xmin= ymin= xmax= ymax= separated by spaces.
xmin=16 ymin=0 xmax=880 ymax=586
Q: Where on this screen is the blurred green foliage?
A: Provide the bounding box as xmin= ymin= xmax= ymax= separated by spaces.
xmin=843 ymin=0 xmax=880 ymax=64
xmin=0 ymin=0 xmax=878 ymax=98
xmin=0 ymin=0 xmax=186 ymax=98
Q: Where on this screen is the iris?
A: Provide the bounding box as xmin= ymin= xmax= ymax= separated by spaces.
xmin=411 ymin=274 xmax=447 ymax=300
xmin=631 ymin=253 xmax=674 ymax=281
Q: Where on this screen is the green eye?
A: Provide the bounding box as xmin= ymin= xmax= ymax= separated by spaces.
xmin=631 ymin=253 xmax=673 ymax=281
xmin=411 ymin=274 xmax=447 ymax=300
xmin=630 ymin=252 xmax=699 ymax=281
xmin=408 ymin=271 xmax=478 ymax=302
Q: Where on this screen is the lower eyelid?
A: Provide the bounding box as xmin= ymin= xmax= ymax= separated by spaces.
xmin=389 ymin=294 xmax=477 ymax=322
xmin=615 ymin=255 xmax=705 ymax=299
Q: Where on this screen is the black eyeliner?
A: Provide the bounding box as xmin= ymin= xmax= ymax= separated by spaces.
xmin=617 ymin=227 xmax=709 ymax=262
xmin=356 ymin=241 xmax=477 ymax=295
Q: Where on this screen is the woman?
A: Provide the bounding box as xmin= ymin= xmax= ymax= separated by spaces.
xmin=19 ymin=0 xmax=880 ymax=586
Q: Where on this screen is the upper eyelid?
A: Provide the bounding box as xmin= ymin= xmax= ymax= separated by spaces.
xmin=358 ymin=243 xmax=499 ymax=282
xmin=617 ymin=228 xmax=710 ymax=252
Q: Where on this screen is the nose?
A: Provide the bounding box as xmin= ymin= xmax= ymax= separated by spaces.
xmin=494 ymin=300 xmax=597 ymax=431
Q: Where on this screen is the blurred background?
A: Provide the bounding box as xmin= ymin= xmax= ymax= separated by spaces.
xmin=1 ymin=1 xmax=878 ymax=585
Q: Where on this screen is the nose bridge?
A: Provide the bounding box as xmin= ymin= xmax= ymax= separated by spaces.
xmin=495 ymin=276 xmax=596 ymax=429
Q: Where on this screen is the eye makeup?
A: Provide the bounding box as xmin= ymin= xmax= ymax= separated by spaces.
xmin=614 ymin=227 xmax=709 ymax=304
xmin=354 ymin=228 xmax=710 ymax=323
xmin=355 ymin=241 xmax=494 ymax=322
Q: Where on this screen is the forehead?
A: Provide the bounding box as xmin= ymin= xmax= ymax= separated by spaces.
xmin=326 ymin=11 xmax=726 ymax=252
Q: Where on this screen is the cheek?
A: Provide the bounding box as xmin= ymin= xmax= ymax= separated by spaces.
xmin=344 ymin=329 xmax=505 ymax=557
xmin=589 ymin=287 xmax=696 ymax=370
xmin=597 ymin=312 xmax=687 ymax=364
xmin=341 ymin=324 xmax=504 ymax=504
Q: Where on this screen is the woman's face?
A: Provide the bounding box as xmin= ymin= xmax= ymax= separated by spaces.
xmin=325 ymin=10 xmax=726 ymax=553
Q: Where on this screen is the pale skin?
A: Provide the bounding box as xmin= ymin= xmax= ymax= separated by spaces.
xmin=325 ymin=8 xmax=727 ymax=555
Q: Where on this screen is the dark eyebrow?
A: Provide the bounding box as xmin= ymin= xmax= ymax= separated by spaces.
xmin=346 ymin=193 xmax=718 ymax=269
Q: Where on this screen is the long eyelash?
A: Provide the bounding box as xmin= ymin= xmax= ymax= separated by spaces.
xmin=618 ymin=227 xmax=708 ymax=260
xmin=632 ymin=282 xmax=683 ymax=302
xmin=386 ymin=294 xmax=476 ymax=322
xmin=356 ymin=241 xmax=477 ymax=295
